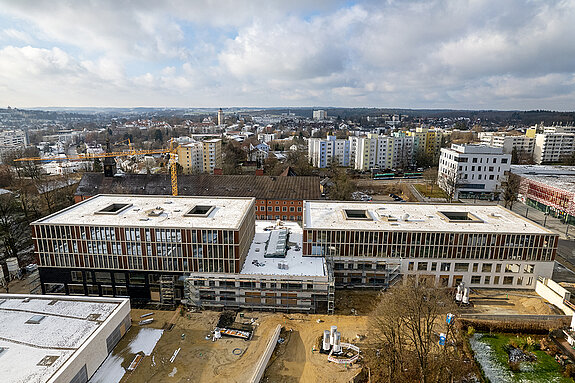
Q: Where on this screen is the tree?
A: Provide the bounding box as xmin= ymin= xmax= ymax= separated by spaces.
xmin=501 ymin=172 xmax=521 ymax=209
xmin=438 ymin=169 xmax=459 ymax=203
xmin=222 ymin=140 xmax=246 ymax=175
xmin=154 ymin=129 xmax=163 ymax=142
xmin=93 ymin=158 xmax=103 ymax=172
xmin=0 ymin=193 xmax=29 ymax=261
xmin=366 ymin=281 xmax=472 ymax=383
xmin=423 ymin=167 xmax=438 ymax=195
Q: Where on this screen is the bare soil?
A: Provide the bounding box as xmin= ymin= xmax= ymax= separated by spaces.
xmin=354 ymin=178 xmax=417 ymax=202
xmin=465 ymin=289 xmax=559 ymax=315
xmin=120 ymin=309 xmax=369 ymax=383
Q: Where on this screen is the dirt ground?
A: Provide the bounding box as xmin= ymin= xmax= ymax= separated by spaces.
xmin=464 ymin=289 xmax=560 ymax=315
xmin=115 ymin=309 xmax=369 ymax=383
xmin=261 ymin=313 xmax=369 ymax=383
xmin=353 ymin=178 xmax=417 ymax=202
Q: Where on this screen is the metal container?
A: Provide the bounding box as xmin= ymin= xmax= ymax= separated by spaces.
xmin=6 ymin=257 xmax=18 ymax=273
xmin=330 ymin=325 xmax=337 ymax=345
xmin=333 ymin=331 xmax=342 ymax=353
xmin=323 ymin=330 xmax=331 ymax=351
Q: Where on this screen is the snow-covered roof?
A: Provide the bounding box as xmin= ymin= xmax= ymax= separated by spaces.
xmin=303 ymin=201 xmax=552 ymax=235
xmin=511 ymin=165 xmax=575 ymax=193
xmin=241 ymin=221 xmax=326 ymax=277
xmin=33 ymin=194 xmax=254 ymax=230
xmin=0 ymin=294 xmax=127 ymax=383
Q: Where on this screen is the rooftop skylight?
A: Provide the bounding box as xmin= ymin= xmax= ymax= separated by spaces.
xmin=95 ymin=203 xmax=132 ymax=215
xmin=185 ymin=205 xmax=215 ymax=217
xmin=343 ymin=209 xmax=372 ymax=220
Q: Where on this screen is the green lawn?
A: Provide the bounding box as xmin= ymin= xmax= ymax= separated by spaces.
xmin=476 ymin=333 xmax=573 ymax=383
xmin=414 ymin=183 xmax=448 ymax=199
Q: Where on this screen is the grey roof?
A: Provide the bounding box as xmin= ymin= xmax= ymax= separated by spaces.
xmin=75 ymin=173 xmax=321 ymax=200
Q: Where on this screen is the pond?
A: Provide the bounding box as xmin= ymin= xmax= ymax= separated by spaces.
xmin=469 ymin=333 xmax=573 ymax=383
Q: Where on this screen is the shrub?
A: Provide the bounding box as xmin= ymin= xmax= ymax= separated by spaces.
xmin=564 ymin=364 xmax=575 ymax=378
xmin=467 ymin=326 xmax=475 ymax=336
xmin=509 ymin=361 xmax=521 ymax=372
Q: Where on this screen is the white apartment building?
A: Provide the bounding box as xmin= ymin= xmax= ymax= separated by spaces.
xmin=534 ymin=133 xmax=575 ymax=164
xmin=313 ymin=110 xmax=327 ymax=121
xmin=479 ymin=132 xmax=535 ymax=155
xmin=308 ymin=135 xmax=350 ymax=168
xmin=0 ymin=129 xmax=27 ymax=148
xmin=354 ymin=134 xmax=414 ymax=171
xmin=202 ymin=138 xmax=222 ymax=173
xmin=438 ymin=144 xmax=511 ymax=199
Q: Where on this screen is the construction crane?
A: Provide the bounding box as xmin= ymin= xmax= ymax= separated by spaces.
xmin=15 ymin=139 xmax=181 ymax=196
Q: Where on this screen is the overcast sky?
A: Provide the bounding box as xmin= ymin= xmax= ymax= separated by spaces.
xmin=0 ymin=0 xmax=574 ymax=110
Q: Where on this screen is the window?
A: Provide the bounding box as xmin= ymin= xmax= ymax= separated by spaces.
xmin=114 ymin=273 xmax=126 ymax=284
xmin=290 ymin=207 xmax=295 ymax=212
xmin=472 ymin=158 xmax=478 ymax=163
xmin=86 ymin=285 xmax=99 ymax=296
xmin=71 ymin=271 xmax=83 ymax=282
xmin=472 ymin=263 xmax=478 ymax=272
xmin=484 ymin=276 xmax=491 ymax=284
xmin=267 ymin=206 xmax=272 ymax=211
xmin=68 ymin=284 xmax=85 ymax=295
xmin=505 ymin=264 xmax=521 ymax=273
xmin=297 ymin=207 xmax=302 ymax=212
xmin=440 ymin=262 xmax=451 ymax=271
xmin=130 ymin=274 xmax=146 ymax=285
xmin=275 ymin=206 xmax=280 ymax=212
xmin=503 ymin=276 xmax=514 ymax=285
xmin=185 ymin=205 xmax=214 ymax=217
xmin=517 ymin=276 xmax=524 ymax=285
xmin=523 ymin=264 xmax=534 ymax=274
xmin=482 ymin=263 xmax=492 ymax=273
xmin=471 ymin=276 xmax=481 ymax=284
xmin=493 ymin=276 xmax=500 ymax=285
xmin=502 ymin=158 xmax=508 ymax=164
xmin=101 ymin=285 xmax=114 ymax=296
xmin=344 ymin=209 xmax=371 ymax=220
xmin=438 ymin=211 xmax=482 ymax=222
xmin=282 ymin=207 xmax=287 ymax=212
xmin=408 ymin=262 xmax=414 ymax=271
xmin=454 ymin=263 xmax=469 ymax=272
xmin=417 ymin=262 xmax=428 ymax=271
xmin=496 ymin=264 xmax=502 ymax=273
xmin=95 ymin=203 xmax=132 ymax=215
xmin=95 ymin=272 xmax=112 ymax=283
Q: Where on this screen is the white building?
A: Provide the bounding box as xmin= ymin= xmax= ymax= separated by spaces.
xmin=479 ymin=132 xmax=535 ymax=155
xmin=313 ymin=110 xmax=327 ymax=121
xmin=534 ymin=132 xmax=575 ymax=164
xmin=353 ymin=134 xmax=414 ymax=171
xmin=438 ymin=144 xmax=511 ymax=199
xmin=0 ymin=294 xmax=130 ymax=383
xmin=308 ymin=135 xmax=350 ymax=168
xmin=177 ymin=140 xmax=204 ymax=174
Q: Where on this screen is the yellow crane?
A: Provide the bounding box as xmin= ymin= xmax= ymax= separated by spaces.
xmin=15 ymin=139 xmax=181 ymax=196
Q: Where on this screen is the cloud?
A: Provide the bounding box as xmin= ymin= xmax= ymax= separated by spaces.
xmin=0 ymin=0 xmax=573 ymax=109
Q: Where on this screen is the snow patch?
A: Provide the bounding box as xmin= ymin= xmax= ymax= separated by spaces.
xmin=89 ymin=354 xmax=125 ymax=383
xmin=129 ymin=328 xmax=163 ymax=356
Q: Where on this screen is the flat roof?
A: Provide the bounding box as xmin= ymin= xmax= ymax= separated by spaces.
xmin=303 ymin=201 xmax=553 ymax=235
xmin=0 ymin=294 xmax=126 ymax=383
xmin=512 ymin=165 xmax=575 ymax=193
xmin=33 ymin=194 xmax=254 ymax=230
xmin=241 ymin=221 xmax=326 ymax=277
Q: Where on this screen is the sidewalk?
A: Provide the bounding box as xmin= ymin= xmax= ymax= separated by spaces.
xmin=507 ymin=201 xmax=572 ymax=240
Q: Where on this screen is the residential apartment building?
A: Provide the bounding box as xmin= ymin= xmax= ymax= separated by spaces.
xmin=177 ymin=141 xmax=204 ymax=174
xmin=308 ymin=135 xmax=351 ymax=168
xmin=313 ymin=110 xmax=327 ymax=120
xmin=354 ymin=134 xmax=414 ymax=171
xmin=438 ymin=144 xmax=511 ymax=199
xmin=202 ymin=138 xmax=222 ymax=173
xmin=407 ymin=127 xmax=443 ymax=162
xmin=534 ymin=133 xmax=575 ymax=164
xmin=302 ymin=201 xmax=556 ymax=289
xmin=479 ymin=132 xmax=535 ymax=155
xmin=0 ymin=129 xmax=27 ymax=160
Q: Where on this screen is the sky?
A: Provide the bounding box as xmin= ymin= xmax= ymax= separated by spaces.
xmin=0 ymin=0 xmax=574 ymax=110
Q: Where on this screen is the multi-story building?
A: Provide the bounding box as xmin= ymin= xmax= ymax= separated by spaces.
xmin=32 ymin=195 xmax=332 ymax=313
xmin=308 ymin=135 xmax=350 ymax=168
xmin=512 ymin=164 xmax=575 ymax=224
xmin=217 ymin=108 xmax=224 ymax=126
xmin=33 ymin=195 xmax=256 ymax=303
xmin=534 ymin=132 xmax=575 ymax=164
xmin=302 ymin=201 xmax=556 ymax=289
xmin=202 ymin=138 xmax=222 ymax=173
xmin=479 ymin=132 xmax=535 ymax=155
xmin=313 ymin=110 xmax=327 ymax=120
xmin=438 ymin=144 xmax=511 ymax=199
xmin=0 ymin=128 xmax=27 ymax=147
xmin=353 ymin=134 xmax=414 ymax=171
xmin=0 ymin=294 xmax=131 ymax=383
xmin=177 ymin=141 xmax=204 ymax=174
xmin=75 ymin=173 xmax=320 ymax=221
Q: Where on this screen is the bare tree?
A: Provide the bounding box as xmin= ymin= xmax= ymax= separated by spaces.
xmin=438 ymin=169 xmax=459 ymax=203
xmin=423 ymin=167 xmax=438 ymax=195
xmin=366 ymin=281 xmax=473 ymax=383
xmin=500 ymin=172 xmax=521 ymax=209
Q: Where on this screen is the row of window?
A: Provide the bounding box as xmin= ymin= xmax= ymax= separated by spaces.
xmin=258 ymin=215 xmax=302 ymax=221
xmin=256 ymin=206 xmax=302 ymax=212
xmin=407 ymin=261 xmax=535 ymax=273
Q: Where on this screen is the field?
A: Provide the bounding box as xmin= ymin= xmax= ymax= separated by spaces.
xmin=413 ymin=183 xmax=448 ymax=199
